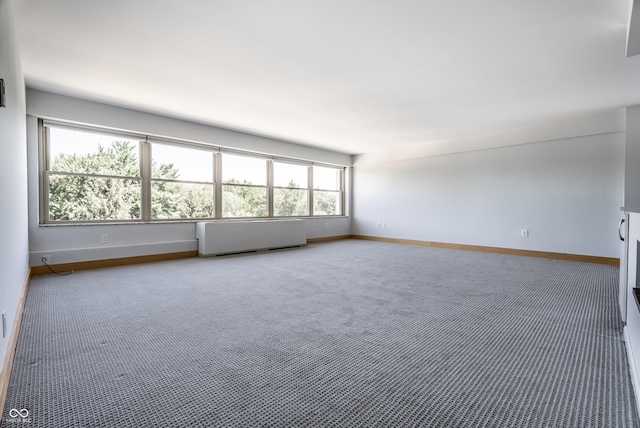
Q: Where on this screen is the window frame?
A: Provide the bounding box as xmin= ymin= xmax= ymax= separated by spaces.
xmin=220 ymin=151 xmax=270 ymax=219
xmin=311 ymin=165 xmax=345 ymax=217
xmin=148 ymin=139 xmax=217 ymax=221
xmin=39 ymin=120 xmax=346 ymax=224
xmin=42 ymin=122 xmax=145 ymax=224
xmin=271 ymin=159 xmax=311 ymax=218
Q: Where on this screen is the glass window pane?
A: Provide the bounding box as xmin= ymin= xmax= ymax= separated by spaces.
xmin=151 ymin=182 xmax=214 ymax=219
xmin=274 ymin=162 xmax=308 ymax=188
xmin=151 ymin=143 xmax=213 ymax=182
xmin=48 ymin=175 xmax=141 ymax=221
xmin=222 ymin=153 xmax=266 ymax=185
xmin=313 ymin=190 xmax=341 ymax=216
xmin=313 ymin=166 xmax=341 ymax=191
xmin=222 ymin=185 xmax=267 ymax=217
xmin=48 ymin=127 xmax=139 ymax=177
xmin=274 ymin=188 xmax=308 ymax=216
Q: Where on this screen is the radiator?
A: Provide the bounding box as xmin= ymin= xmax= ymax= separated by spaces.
xmin=196 ymin=220 xmax=307 ymax=256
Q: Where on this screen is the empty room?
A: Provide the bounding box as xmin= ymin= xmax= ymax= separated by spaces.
xmin=3 ymin=0 xmax=640 ymax=426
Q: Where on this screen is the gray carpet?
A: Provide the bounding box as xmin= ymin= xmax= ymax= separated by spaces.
xmin=2 ymin=239 xmax=638 ymax=427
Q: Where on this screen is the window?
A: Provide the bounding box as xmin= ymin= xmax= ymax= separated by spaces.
xmin=313 ymin=166 xmax=343 ymax=216
xmin=273 ymin=161 xmax=309 ymax=217
xmin=45 ymin=126 xmax=142 ymax=221
xmin=221 ymin=153 xmax=267 ymax=218
xmin=41 ymin=122 xmax=345 ymax=223
xmin=150 ymin=143 xmax=215 ymax=219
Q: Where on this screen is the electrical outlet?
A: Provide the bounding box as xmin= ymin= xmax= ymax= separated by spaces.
xmin=101 ymin=234 xmax=109 ymax=244
xmin=521 ymin=229 xmax=529 ymax=238
xmin=42 ymin=255 xmax=51 ymax=264
xmin=381 ymin=222 xmax=385 ymax=228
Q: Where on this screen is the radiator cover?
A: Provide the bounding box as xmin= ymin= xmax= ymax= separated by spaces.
xmin=196 ymin=220 xmax=307 ymax=256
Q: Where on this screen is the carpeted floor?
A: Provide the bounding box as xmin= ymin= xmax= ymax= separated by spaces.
xmin=2 ymin=239 xmax=638 ymax=427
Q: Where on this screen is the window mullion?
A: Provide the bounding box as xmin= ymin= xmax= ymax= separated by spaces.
xmin=267 ymin=159 xmax=274 ymax=217
xmin=308 ymin=165 xmax=314 ymax=217
xmin=214 ymin=152 xmax=222 ymax=219
xmin=41 ymin=122 xmax=50 ymax=223
xmin=140 ymin=140 xmax=151 ymax=222
xmin=340 ymin=168 xmax=345 ymax=216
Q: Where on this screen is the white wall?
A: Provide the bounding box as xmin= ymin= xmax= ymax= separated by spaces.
xmin=27 ymin=89 xmax=351 ymax=165
xmin=353 ymin=111 xmax=625 ymax=258
xmin=0 ymin=0 xmax=29 ymax=372
xmin=26 ymin=91 xmax=352 ymax=266
xmin=626 ymin=106 xmax=640 ymax=208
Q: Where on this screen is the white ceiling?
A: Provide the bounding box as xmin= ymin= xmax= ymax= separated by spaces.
xmin=12 ymin=0 xmax=640 ymax=155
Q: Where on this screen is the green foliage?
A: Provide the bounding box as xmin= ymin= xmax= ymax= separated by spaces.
xmin=49 ymin=141 xmax=213 ymax=221
xmin=274 ymin=180 xmax=307 ymax=216
xmin=48 ymin=141 xmax=340 ymax=221
xmin=313 ymin=190 xmax=339 ymax=216
xmin=222 ymin=180 xmax=267 ymax=217
xmin=152 ymin=182 xmax=214 ymax=219
xmin=49 ymin=142 xmax=142 ymax=221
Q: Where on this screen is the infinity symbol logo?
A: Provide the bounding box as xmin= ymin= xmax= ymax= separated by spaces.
xmin=9 ymin=408 xmax=29 ymax=418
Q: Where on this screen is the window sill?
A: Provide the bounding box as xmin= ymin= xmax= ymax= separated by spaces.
xmin=39 ymin=216 xmax=350 ymax=227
